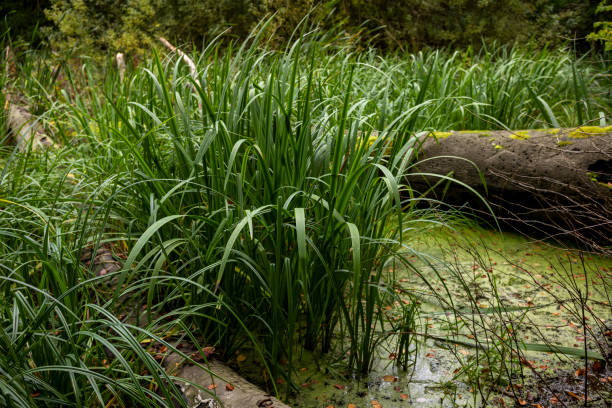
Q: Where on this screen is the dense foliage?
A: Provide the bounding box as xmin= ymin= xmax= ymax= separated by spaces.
xmin=1 ymin=0 xmax=606 ymax=55
xmin=589 ymin=0 xmax=612 ymax=50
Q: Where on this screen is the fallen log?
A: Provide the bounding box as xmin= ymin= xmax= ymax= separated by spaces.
xmin=165 ymin=352 xmax=290 ymax=408
xmin=409 ymin=127 xmax=612 ymax=251
xmin=5 ymin=101 xmax=56 ymax=150
xmin=3 ymin=46 xmax=56 ymax=151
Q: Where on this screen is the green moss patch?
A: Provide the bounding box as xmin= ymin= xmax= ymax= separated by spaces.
xmin=431 ymin=131 xmax=452 ymax=139
xmin=568 ymin=125 xmax=612 ymax=139
xmin=509 ymin=130 xmax=530 ymax=140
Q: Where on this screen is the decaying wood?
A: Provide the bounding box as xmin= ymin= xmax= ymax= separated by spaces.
xmin=410 ymin=127 xmax=612 ymax=251
xmin=159 ymin=37 xmax=197 ymax=82
xmin=3 ymin=46 xmax=56 ymax=151
xmin=165 ymin=352 xmax=290 ymax=408
xmin=158 ymin=37 xmax=202 ymax=109
xmin=80 ymin=245 xmax=122 ymax=277
xmin=413 ymin=127 xmax=612 ymax=201
xmin=116 ymin=52 xmax=126 ymax=81
xmin=6 ymin=103 xmax=55 ymax=150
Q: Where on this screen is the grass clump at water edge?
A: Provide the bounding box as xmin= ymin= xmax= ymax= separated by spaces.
xmin=1 ymin=23 xmax=610 ymax=406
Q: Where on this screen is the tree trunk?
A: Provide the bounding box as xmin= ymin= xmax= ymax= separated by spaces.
xmin=409 ymin=127 xmax=612 ymax=252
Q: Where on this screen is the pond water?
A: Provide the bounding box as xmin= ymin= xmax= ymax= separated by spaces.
xmin=287 ymin=225 xmax=612 ymax=407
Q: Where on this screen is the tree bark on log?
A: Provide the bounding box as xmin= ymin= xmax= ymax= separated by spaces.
xmin=6 ymin=102 xmax=56 ymax=150
xmin=165 ymin=352 xmax=290 ymax=408
xmin=3 ymin=46 xmax=56 ymax=151
xmin=409 ymin=127 xmax=612 ymax=251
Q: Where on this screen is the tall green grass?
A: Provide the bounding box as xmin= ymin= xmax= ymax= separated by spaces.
xmin=1 ymin=25 xmax=610 ymax=404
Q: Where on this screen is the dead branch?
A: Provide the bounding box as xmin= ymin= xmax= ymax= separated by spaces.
xmin=158 ymin=37 xmax=197 ymax=82
xmin=115 ymin=52 xmax=126 ymax=81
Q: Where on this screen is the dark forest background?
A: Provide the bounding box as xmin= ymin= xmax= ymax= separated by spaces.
xmin=1 ymin=0 xmax=611 ymax=56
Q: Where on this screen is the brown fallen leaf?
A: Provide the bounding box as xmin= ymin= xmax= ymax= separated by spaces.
xmin=566 ymin=390 xmax=590 ymax=401
xmin=517 ymin=398 xmax=527 ymax=406
xmin=371 ymin=400 xmax=382 ymax=408
xmin=382 ymin=375 xmax=397 ymax=382
xmin=236 ymin=354 xmax=246 ymax=362
xmin=348 ymin=404 xmax=357 ymax=408
xmin=400 ymin=394 xmax=409 ymax=401
xmin=202 ymin=346 xmax=215 ymax=358
xmin=207 ymin=383 xmax=217 ymax=390
xmin=333 ymin=384 xmax=345 ymax=390
xmin=566 ymin=391 xmax=580 ymax=400
xmin=225 ymin=384 xmax=235 ymax=391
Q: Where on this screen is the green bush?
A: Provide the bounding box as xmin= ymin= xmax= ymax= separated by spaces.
xmin=589 ymin=0 xmax=612 ymax=51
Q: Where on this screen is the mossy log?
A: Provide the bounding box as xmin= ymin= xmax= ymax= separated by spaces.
xmin=3 ymin=46 xmax=55 ymax=151
xmin=5 ymin=101 xmax=56 ymax=150
xmin=165 ymin=352 xmax=290 ymax=408
xmin=410 ymin=127 xmax=612 ymax=250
